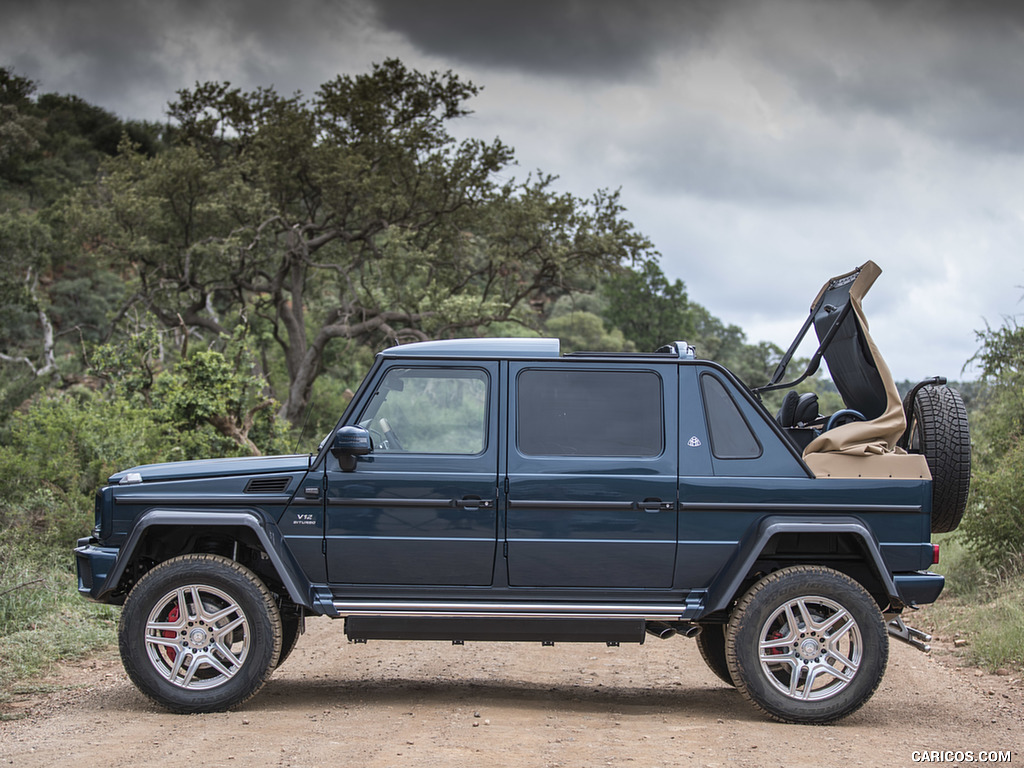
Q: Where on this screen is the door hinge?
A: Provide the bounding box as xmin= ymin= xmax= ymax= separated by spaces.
xmin=503 ymin=541 xmax=508 ymax=558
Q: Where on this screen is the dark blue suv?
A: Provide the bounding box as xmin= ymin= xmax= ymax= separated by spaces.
xmin=75 ymin=261 xmax=970 ymax=724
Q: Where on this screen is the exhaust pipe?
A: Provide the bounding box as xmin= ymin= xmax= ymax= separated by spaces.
xmin=646 ymin=622 xmax=701 ymax=639
xmin=646 ymin=622 xmax=676 ymax=639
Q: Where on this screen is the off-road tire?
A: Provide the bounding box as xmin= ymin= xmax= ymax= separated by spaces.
xmin=903 ymin=384 xmax=971 ymax=533
xmin=276 ymin=613 xmax=303 ymax=669
xmin=696 ymin=624 xmax=734 ymax=686
xmin=725 ymin=565 xmax=888 ymax=724
xmin=119 ymin=554 xmax=283 ymax=714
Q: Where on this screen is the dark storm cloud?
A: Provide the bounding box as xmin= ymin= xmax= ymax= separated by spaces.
xmin=743 ymin=0 xmax=1024 ymax=154
xmin=5 ymin=0 xmax=172 ymax=106
xmin=369 ymin=0 xmax=723 ymax=79
xmin=3 ymin=0 xmax=372 ymax=119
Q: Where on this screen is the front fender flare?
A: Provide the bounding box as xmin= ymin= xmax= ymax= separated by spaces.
xmin=94 ymin=508 xmax=314 ymax=610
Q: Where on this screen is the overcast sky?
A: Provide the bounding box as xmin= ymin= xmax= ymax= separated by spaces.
xmin=5 ymin=0 xmax=1024 ymax=381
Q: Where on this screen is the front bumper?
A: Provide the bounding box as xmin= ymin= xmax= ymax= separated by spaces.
xmin=74 ymin=538 xmax=119 ymax=602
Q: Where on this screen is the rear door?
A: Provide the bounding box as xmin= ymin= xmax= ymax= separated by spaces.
xmin=505 ymin=362 xmax=679 ymax=588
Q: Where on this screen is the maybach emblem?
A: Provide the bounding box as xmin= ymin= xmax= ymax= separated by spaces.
xmin=688 ymin=436 xmax=702 ymax=447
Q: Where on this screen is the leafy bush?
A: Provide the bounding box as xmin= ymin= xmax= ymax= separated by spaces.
xmin=960 ymin=320 xmax=1024 ymax=564
xmin=962 ymin=440 xmax=1024 ymax=568
xmin=0 ymin=330 xmax=294 ymax=679
xmin=0 ymin=389 xmax=168 ymax=548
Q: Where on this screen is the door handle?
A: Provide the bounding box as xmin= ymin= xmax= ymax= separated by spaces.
xmin=454 ymin=496 xmax=494 ymax=510
xmin=639 ymin=498 xmax=675 ymax=512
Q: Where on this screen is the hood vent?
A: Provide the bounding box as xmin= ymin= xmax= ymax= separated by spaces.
xmin=244 ymin=476 xmax=291 ymax=494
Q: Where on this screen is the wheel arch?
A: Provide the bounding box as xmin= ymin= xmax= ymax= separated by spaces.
xmin=96 ymin=509 xmax=314 ymax=610
xmin=701 ymin=516 xmax=903 ymax=618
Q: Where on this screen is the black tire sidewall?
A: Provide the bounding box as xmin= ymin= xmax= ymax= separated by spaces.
xmin=276 ymin=615 xmax=302 ymax=669
xmin=725 ymin=566 xmax=888 ymax=724
xmin=696 ymin=624 xmax=734 ymax=686
xmin=118 ymin=555 xmax=281 ymax=714
xmin=906 ymin=385 xmax=970 ymax=533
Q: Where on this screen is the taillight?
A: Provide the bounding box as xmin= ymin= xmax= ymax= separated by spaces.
xmin=932 ymin=544 xmax=940 ymax=565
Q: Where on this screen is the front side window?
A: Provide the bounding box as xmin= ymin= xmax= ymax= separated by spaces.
xmin=517 ymin=369 xmax=663 ymax=457
xmin=358 ymin=368 xmax=488 ymax=455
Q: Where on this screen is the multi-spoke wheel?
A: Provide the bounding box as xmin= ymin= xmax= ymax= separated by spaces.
xmin=725 ymin=566 xmax=887 ymax=724
xmin=119 ymin=554 xmax=282 ymax=713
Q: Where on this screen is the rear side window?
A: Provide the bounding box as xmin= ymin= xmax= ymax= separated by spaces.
xmin=517 ymin=369 xmax=663 ymax=457
xmin=700 ymin=374 xmax=761 ymax=459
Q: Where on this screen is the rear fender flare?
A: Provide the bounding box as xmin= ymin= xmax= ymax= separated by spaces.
xmin=701 ymin=515 xmax=901 ymax=616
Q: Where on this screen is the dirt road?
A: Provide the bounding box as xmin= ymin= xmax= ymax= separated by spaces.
xmin=2 ymin=616 xmax=1021 ymax=768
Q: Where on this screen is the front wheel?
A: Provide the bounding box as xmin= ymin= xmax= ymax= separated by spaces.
xmin=725 ymin=566 xmax=888 ymax=724
xmin=118 ymin=554 xmax=282 ymax=713
xmin=696 ymin=624 xmax=734 ymax=686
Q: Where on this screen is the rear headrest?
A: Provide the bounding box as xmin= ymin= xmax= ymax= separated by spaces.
xmin=776 ymin=390 xmax=800 ymax=427
xmin=794 ymin=392 xmax=819 ymax=425
xmin=776 ymin=390 xmax=819 ymax=428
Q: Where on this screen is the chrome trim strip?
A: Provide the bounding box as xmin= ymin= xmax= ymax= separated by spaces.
xmin=679 ymin=502 xmax=922 ymax=514
xmin=330 ymin=600 xmax=689 ymax=620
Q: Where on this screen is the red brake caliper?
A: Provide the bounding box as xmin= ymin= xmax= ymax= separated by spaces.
xmin=163 ymin=605 xmax=180 ymax=661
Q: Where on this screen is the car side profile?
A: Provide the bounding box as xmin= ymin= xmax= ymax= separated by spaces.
xmin=75 ymin=261 xmax=970 ymax=724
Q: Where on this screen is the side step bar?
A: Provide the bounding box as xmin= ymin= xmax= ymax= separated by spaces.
xmin=346 ymin=616 xmax=648 ymax=644
xmin=331 ymin=600 xmax=692 ymax=621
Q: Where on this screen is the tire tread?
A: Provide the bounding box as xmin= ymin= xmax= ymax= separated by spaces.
xmin=118 ymin=553 xmax=283 ymax=714
xmin=724 ymin=565 xmax=888 ymax=725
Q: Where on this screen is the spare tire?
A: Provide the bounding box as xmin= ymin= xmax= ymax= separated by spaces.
xmin=903 ymin=384 xmax=971 ymax=533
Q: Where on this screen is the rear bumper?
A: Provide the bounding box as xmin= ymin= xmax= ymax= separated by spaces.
xmin=894 ymin=571 xmax=944 ymax=607
xmin=74 ymin=538 xmax=119 ymax=602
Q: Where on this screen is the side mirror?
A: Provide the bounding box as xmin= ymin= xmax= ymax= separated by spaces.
xmin=331 ymin=426 xmax=372 ymax=471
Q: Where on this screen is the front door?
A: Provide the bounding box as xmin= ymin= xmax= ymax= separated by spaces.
xmin=505 ymin=363 xmax=679 ymax=589
xmin=325 ymin=363 xmax=499 ymax=586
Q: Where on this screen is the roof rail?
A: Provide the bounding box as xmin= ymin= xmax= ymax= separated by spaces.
xmin=565 ymin=341 xmax=696 ymax=360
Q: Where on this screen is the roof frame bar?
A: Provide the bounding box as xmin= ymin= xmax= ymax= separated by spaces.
xmin=751 ymin=266 xmax=863 ymax=397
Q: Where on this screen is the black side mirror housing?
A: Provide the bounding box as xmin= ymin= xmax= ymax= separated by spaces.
xmin=331 ymin=426 xmax=372 ymax=471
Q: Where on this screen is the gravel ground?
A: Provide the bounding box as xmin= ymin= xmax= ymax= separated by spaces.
xmin=1 ymin=615 xmax=1021 ymax=768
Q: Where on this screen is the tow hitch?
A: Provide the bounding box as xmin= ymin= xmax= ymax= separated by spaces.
xmin=887 ymin=615 xmax=932 ymax=652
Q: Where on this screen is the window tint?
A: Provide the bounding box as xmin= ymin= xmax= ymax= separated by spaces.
xmin=701 ymin=374 xmax=761 ymax=459
xmin=358 ymin=368 xmax=488 ymax=454
xmin=518 ymin=369 xmax=663 ymax=457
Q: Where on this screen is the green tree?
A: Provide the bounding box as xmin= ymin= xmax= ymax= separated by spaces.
xmin=89 ymin=326 xmax=288 ymax=457
xmin=0 ymin=68 xmax=160 ymax=415
xmin=546 ymin=311 xmax=633 ymax=353
xmin=71 ymin=60 xmax=656 ymax=424
xmin=1 ymin=67 xmax=167 ymax=208
xmin=601 ymin=259 xmax=693 ymax=352
xmin=0 ymin=209 xmax=58 ymax=382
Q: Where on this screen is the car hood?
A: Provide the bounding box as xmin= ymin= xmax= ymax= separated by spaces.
xmin=108 ymin=454 xmax=312 ymax=485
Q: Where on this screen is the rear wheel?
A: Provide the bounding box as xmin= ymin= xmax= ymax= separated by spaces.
xmin=119 ymin=554 xmax=282 ymax=713
xmin=725 ymin=566 xmax=887 ymax=724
